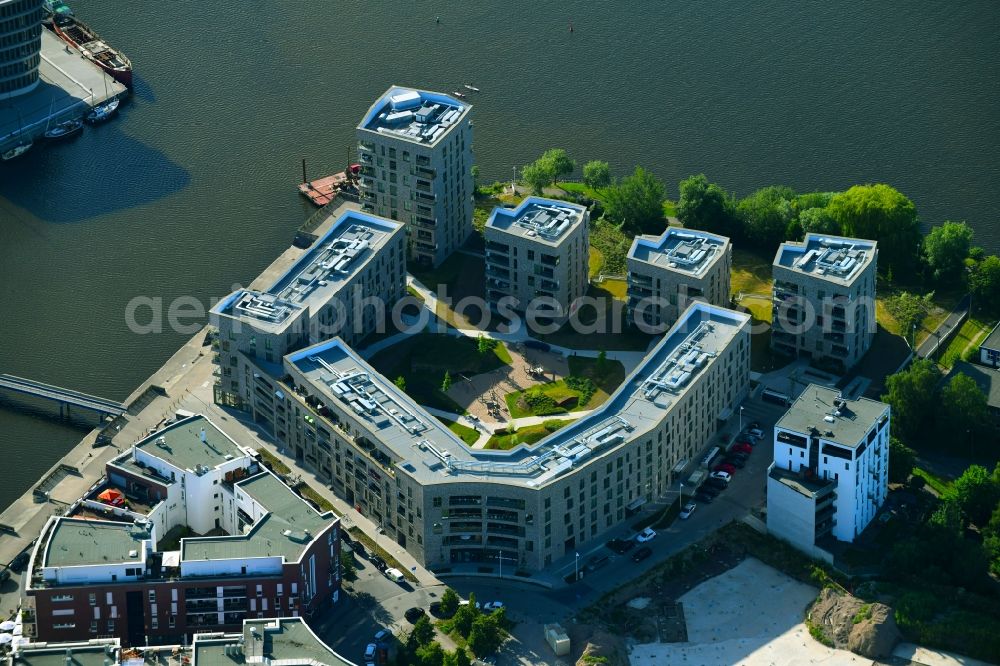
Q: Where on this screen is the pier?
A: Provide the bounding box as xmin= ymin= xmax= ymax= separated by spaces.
xmin=0 ymin=374 xmax=126 ymax=421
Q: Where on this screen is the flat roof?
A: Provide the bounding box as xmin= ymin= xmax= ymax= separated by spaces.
xmin=358 ymin=86 xmax=469 ymax=147
xmin=486 ymin=197 xmax=587 ymax=245
xmin=212 ymin=212 xmax=401 ymax=331
xmin=774 ymin=233 xmax=876 ymax=285
xmin=769 ymin=465 xmax=835 ymax=498
xmin=629 ymin=228 xmax=730 ymax=276
xmin=193 ymin=618 xmax=354 ymax=666
xmin=135 ymin=415 xmax=245 ymax=473
xmin=948 ymin=361 xmax=1000 ymax=410
xmin=287 ymin=303 xmax=749 ymax=487
xmin=13 ymin=645 xmax=117 ymax=666
xmin=981 ymin=322 xmax=1000 ymax=352
xmin=181 ymin=472 xmax=334 ymax=563
xmin=44 ymin=518 xmax=148 ymax=568
xmin=776 ymin=384 xmax=888 ymax=448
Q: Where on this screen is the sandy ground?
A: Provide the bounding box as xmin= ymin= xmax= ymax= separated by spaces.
xmin=629 ymin=558 xmax=871 ymax=666
xmin=446 ymin=344 xmax=569 ymax=424
xmin=892 ymin=644 xmax=996 ymax=666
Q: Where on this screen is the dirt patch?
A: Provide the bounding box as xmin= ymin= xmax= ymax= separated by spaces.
xmin=808 ymin=587 xmax=900 ymax=659
xmin=573 ymin=627 xmax=627 ymax=666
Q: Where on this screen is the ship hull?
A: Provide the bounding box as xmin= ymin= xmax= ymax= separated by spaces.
xmin=53 ymin=17 xmax=132 ymax=88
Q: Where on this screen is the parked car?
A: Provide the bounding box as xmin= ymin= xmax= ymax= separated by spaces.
xmin=632 ymin=546 xmax=653 ymax=563
xmin=705 ymin=477 xmax=728 ymax=490
xmin=713 ymin=462 xmax=737 ymax=475
xmin=732 ymin=442 xmax=753 ymax=455
xmin=680 ymin=502 xmax=697 ymax=519
xmin=369 ymin=554 xmax=387 ymax=571
xmin=364 ymin=644 xmax=377 ymax=662
xmin=385 ymin=567 xmax=406 ymax=583
xmin=698 ymin=483 xmax=721 ymax=497
xmin=607 ymin=538 xmax=636 ymax=554
xmin=748 ymin=427 xmax=764 ymax=438
xmin=585 ymin=555 xmax=610 ymax=572
xmin=373 ymin=629 xmax=390 ymax=643
xmin=695 ymin=490 xmax=715 ymax=504
xmin=404 ymin=607 xmax=426 ymax=623
xmin=10 ymin=551 xmax=29 ymax=572
xmin=723 ymin=455 xmax=747 ymax=469
xmin=481 ymin=601 xmax=505 ymax=613
xmin=748 ymin=421 xmax=761 ymax=430
xmin=709 ymin=470 xmax=732 ymax=483
xmin=636 ymin=527 xmax=657 ymax=543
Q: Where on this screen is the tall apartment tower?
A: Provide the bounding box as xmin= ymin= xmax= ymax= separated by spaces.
xmin=484 ymin=197 xmax=590 ymax=322
xmin=356 ymin=86 xmax=474 ymax=267
xmin=767 ymin=385 xmax=890 ymax=558
xmin=627 ymin=227 xmax=732 ymax=331
xmin=771 ymin=234 xmax=877 ymax=371
xmin=0 ymin=0 xmax=43 ymax=100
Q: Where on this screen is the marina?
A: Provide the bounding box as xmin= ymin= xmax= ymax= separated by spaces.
xmin=0 ymin=28 xmax=125 ymax=158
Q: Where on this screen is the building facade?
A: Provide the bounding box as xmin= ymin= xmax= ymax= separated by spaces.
xmin=0 ymin=0 xmax=42 ymax=100
xmin=484 ymin=197 xmax=589 ymax=322
xmin=268 ymin=303 xmax=750 ymax=572
xmin=978 ymin=322 xmax=1000 ymax=368
xmin=766 ymin=385 xmax=890 ymax=557
xmin=356 ymin=86 xmax=474 ymax=267
xmin=627 ymin=228 xmax=732 ymax=331
xmin=23 ymin=416 xmax=341 ymax=647
xmin=210 ymin=210 xmax=406 ymax=420
xmin=771 ymin=234 xmax=877 ymax=371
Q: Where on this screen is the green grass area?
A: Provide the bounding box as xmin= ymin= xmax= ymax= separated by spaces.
xmin=598 ymin=277 xmax=629 ymax=299
xmin=297 ymin=483 xmax=339 ymax=515
xmin=589 ymin=219 xmax=631 ymax=275
xmin=538 ymin=283 xmax=656 ymax=351
xmin=555 ymin=181 xmax=604 ymax=200
xmin=663 ymin=200 xmax=678 ymax=218
xmin=589 ymin=247 xmax=604 ymax=278
xmin=912 ymin=466 xmax=955 ymax=496
xmin=437 ymin=417 xmax=480 ymax=446
xmin=506 ymin=356 xmax=626 ymax=418
xmin=937 ymin=316 xmax=996 ymax=367
xmin=257 ymin=447 xmax=291 ymax=475
xmin=567 ymin=355 xmax=627 ymax=394
xmin=368 ymin=333 xmax=511 ymax=412
xmin=731 ymin=248 xmax=773 ymax=297
xmin=347 ymin=527 xmax=418 ymax=583
xmin=485 ymin=419 xmax=570 ymax=450
xmin=409 ymin=253 xmax=488 ymax=329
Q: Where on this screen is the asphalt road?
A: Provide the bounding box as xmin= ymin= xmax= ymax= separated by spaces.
xmin=916 ymin=294 xmax=970 ymax=358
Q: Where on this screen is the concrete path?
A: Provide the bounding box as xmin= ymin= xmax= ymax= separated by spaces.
xmin=916 ymin=294 xmax=970 ymax=358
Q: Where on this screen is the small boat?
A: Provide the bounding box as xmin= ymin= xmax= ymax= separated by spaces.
xmin=452 ymin=91 xmax=466 ymax=99
xmin=53 ymin=14 xmax=132 ymax=88
xmin=2 ymin=142 xmax=33 ymax=161
xmin=85 ymin=98 xmax=119 ymax=124
xmin=463 ymin=84 xmax=480 ymax=92
xmin=41 ymin=0 xmax=73 ymax=26
xmin=44 ymin=118 xmax=84 ymax=141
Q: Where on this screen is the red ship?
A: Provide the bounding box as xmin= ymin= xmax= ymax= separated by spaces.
xmin=52 ymin=14 xmax=132 ymax=88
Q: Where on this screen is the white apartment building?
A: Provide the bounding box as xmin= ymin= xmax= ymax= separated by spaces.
xmin=627 ymin=228 xmax=732 ymax=331
xmin=771 ymin=234 xmax=877 ymax=370
xmin=484 ymin=197 xmax=590 ymax=322
xmin=767 ymin=385 xmax=890 ymax=558
xmin=357 ymin=86 xmax=474 ymax=267
xmin=210 ymin=210 xmax=406 ymax=422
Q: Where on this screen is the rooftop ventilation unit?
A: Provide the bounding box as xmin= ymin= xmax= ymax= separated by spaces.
xmin=642 ymin=322 xmax=715 ymax=400
xmin=515 ymin=204 xmax=578 ymax=240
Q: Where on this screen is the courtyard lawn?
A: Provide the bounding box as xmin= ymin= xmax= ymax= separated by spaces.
xmin=485 ymin=419 xmax=571 ymax=450
xmin=589 ymin=247 xmax=605 ymax=278
xmin=567 ymin=355 xmax=627 ymax=394
xmin=368 ymin=333 xmax=512 ymax=412
xmin=538 ymin=283 xmax=657 ymax=351
xmin=506 ymin=357 xmax=625 ymax=418
xmin=731 ymin=248 xmax=773 ymax=298
xmin=437 ymin=417 xmax=480 ymax=446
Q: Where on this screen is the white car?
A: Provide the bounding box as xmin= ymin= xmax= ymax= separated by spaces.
xmin=636 ymin=527 xmax=657 ymax=542
xmin=710 ymin=470 xmax=732 ymax=483
xmin=748 ymin=428 xmax=764 ymax=438
xmin=363 ymin=643 xmax=377 ymax=662
xmin=384 ymin=567 xmax=405 ymax=583
xmin=680 ymin=502 xmax=697 ymax=520
xmin=481 ymin=601 xmax=504 ymax=613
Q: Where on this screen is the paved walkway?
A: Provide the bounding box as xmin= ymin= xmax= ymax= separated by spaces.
xmin=916 ymin=294 xmax=970 ymax=358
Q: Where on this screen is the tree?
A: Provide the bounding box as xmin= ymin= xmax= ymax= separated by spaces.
xmin=450 ymin=601 xmax=478 ymax=637
xmin=736 ymin=185 xmax=796 ymax=251
xmin=939 ymin=373 xmax=989 ymax=445
xmin=339 ymin=550 xmax=356 ymax=579
xmin=395 ymin=375 xmax=407 ymax=391
xmin=884 ymin=291 xmax=934 ymax=344
xmin=950 ymin=464 xmax=1000 ymax=526
xmin=928 ymin=496 xmax=964 ymax=534
xmin=470 ymin=165 xmax=481 ymax=192
xmin=444 ymin=647 xmax=471 ymax=666
xmin=969 ymin=254 xmax=1000 ymax=313
xmin=467 ymin=612 xmax=506 ymax=658
xmin=540 ymin=148 xmax=575 ymax=184
xmin=795 ymin=191 xmax=837 ymax=211
xmin=439 ymin=588 xmax=460 ymax=618
xmin=416 ymin=641 xmax=445 ymax=666
xmin=441 ymin=371 xmax=452 ymax=392
xmin=924 ymin=221 xmax=973 ymax=282
xmin=882 ymin=358 xmax=941 ymax=444
xmin=677 ymin=174 xmax=739 ymax=238
xmin=888 ymin=436 xmax=915 ymax=484
xmin=408 ymin=615 xmax=435 ymax=650
xmin=827 ymin=184 xmax=921 ymax=275
xmin=603 ymin=166 xmax=666 ymax=235
xmin=596 ymin=349 xmax=607 ymax=372
xmin=582 ymin=160 xmax=611 ymax=190
xmin=521 ymin=160 xmax=553 ymax=195
xmin=798 ymin=207 xmax=841 ymax=235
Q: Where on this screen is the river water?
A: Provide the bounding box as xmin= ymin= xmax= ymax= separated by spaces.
xmin=0 ymin=0 xmax=997 ymax=510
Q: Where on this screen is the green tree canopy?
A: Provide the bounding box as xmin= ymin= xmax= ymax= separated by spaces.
xmin=736 ymin=185 xmax=797 ymax=250
xmin=444 ymin=647 xmax=471 ymax=666
xmin=408 ymin=615 xmax=436 ymax=650
xmin=416 ymin=641 xmax=445 ymax=666
xmin=884 ymin=291 xmax=934 ymax=343
xmin=969 ymin=254 xmax=1000 ymax=313
xmin=827 ymin=184 xmax=921 ymax=274
xmin=939 ymin=373 xmax=990 ymax=444
xmin=395 ymin=375 xmax=407 ymax=391
xmin=889 ymin=436 xmax=916 ymax=484
xmin=603 ymin=166 xmax=666 ymax=235
xmin=582 ymin=160 xmax=611 ymax=190
xmin=540 ymin=148 xmax=575 ymax=183
xmin=676 ymin=174 xmax=738 ymax=238
xmin=521 ymin=160 xmax=553 ymax=195
xmin=467 ymin=610 xmax=507 ymax=657
xmin=795 ymin=191 xmax=837 ymax=210
xmin=949 ymin=464 xmax=1000 ymax=526
xmin=439 ymin=588 xmax=459 ymax=618
xmin=924 ymin=221 xmax=973 ymax=282
xmin=441 ymin=370 xmax=452 ymax=392
xmin=798 ymin=207 xmax=842 ymax=235
xmin=882 ymin=358 xmax=941 ymax=444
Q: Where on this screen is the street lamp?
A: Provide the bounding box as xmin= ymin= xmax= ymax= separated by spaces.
xmin=575 ymin=552 xmax=580 ymax=582
xmin=739 ymin=405 xmax=745 ymax=433
xmin=678 ymin=482 xmax=684 ymax=511
xmin=499 ymin=549 xmax=502 ymax=580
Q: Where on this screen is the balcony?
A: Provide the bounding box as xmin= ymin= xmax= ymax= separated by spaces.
xmin=416 ymin=165 xmax=436 ymax=179
xmin=415 ymin=180 xmax=432 ymax=193
xmin=540 ymin=254 xmax=559 ymax=267
xmin=415 ymin=190 xmax=436 ymax=203
xmin=486 ymin=241 xmax=510 ymax=254
xmin=417 ymin=205 xmax=433 ymax=217
xmin=446 ymin=508 xmax=483 ymax=519
xmin=486 ymin=253 xmax=509 ymax=267
xmin=629 ymin=272 xmax=653 ymax=287
xmin=358 ymin=142 xmax=374 ymax=153
xmin=540 ymin=279 xmax=559 ymax=292
xmin=487 ymin=265 xmax=511 ymax=279
xmin=831 ymin=345 xmax=850 ymax=358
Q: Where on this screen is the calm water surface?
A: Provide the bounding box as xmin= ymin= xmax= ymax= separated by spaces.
xmin=0 ymin=0 xmax=997 ymax=509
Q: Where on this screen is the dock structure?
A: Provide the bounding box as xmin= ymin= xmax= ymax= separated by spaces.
xmin=0 ymin=28 xmax=126 ymax=155
xmin=298 ymin=164 xmax=360 ymax=207
xmin=0 ymin=373 xmax=126 ymax=421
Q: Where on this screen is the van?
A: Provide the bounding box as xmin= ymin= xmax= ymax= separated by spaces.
xmin=384 ymin=567 xmax=405 ymax=583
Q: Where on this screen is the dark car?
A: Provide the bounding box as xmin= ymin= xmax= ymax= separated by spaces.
xmin=705 ymin=477 xmax=728 ymax=490
xmin=369 ymin=554 xmax=387 ymax=571
xmin=695 ymin=490 xmax=715 ymax=504
xmin=731 ymin=443 xmax=753 ymax=455
xmin=404 ymin=607 xmax=425 ymax=623
xmin=632 ymin=546 xmax=653 ymax=563
xmin=723 ymin=455 xmax=747 ymax=469
xmin=585 ymin=555 xmax=610 ymax=572
xmin=10 ymin=551 xmax=29 ymax=572
xmin=523 ymin=339 xmax=551 ymax=352
xmin=698 ymin=483 xmax=721 ymax=497
xmin=714 ymin=462 xmax=737 ymax=476
xmin=606 ymin=538 xmax=636 ymax=554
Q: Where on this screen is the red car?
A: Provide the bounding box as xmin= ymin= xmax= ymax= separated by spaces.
xmin=714 ymin=462 xmax=737 ymax=475
xmin=731 ymin=442 xmax=753 ymax=455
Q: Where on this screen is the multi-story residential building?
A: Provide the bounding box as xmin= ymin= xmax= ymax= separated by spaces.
xmin=356 ymin=86 xmax=474 ymax=267
xmin=484 ymin=197 xmax=589 ymax=322
xmin=771 ymin=234 xmax=877 ymax=371
xmin=626 ymin=228 xmax=732 ymax=331
xmin=23 ymin=415 xmax=340 ymax=646
xmin=192 ymin=617 xmax=355 ymax=666
xmin=766 ymin=385 xmax=890 ymax=559
xmin=270 ymin=302 xmax=750 ymax=572
xmin=211 ymin=210 xmax=406 ymax=420
xmin=0 ymin=0 xmax=43 ymax=100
